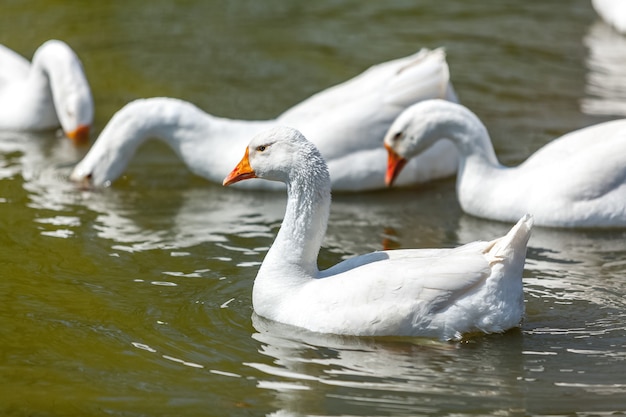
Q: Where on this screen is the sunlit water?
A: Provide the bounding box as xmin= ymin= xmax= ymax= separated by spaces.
xmin=1 ymin=1 xmax=626 ymax=416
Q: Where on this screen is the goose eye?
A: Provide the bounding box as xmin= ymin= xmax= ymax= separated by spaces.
xmin=256 ymin=145 xmax=267 ymax=152
xmin=393 ymin=131 xmax=403 ymax=141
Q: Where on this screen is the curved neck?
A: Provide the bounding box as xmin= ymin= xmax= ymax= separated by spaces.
xmin=96 ymin=98 xmax=207 ymax=169
xmin=260 ymin=156 xmax=331 ymax=279
xmin=28 ymin=41 xmax=93 ymax=131
xmin=29 ymin=46 xmax=53 ymax=87
xmin=429 ymin=104 xmax=512 ymax=217
xmin=80 ymin=98 xmax=275 ymax=185
xmin=23 ymin=46 xmax=56 ymax=107
xmin=438 ymin=106 xmax=500 ymax=168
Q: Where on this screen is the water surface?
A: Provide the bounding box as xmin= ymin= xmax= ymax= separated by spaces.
xmin=1 ymin=1 xmax=625 ymax=416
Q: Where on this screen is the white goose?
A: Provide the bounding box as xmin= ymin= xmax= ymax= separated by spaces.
xmin=0 ymin=40 xmax=94 ymax=144
xmin=70 ymin=48 xmax=458 ymax=191
xmin=223 ymin=126 xmax=533 ymax=340
xmin=592 ymin=0 xmax=626 ymax=34
xmin=384 ymin=99 xmax=626 ymax=228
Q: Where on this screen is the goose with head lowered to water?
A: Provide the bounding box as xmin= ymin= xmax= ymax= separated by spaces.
xmin=0 ymin=40 xmax=94 ymax=144
xmin=70 ymin=48 xmax=458 ymax=191
xmin=223 ymin=126 xmax=533 ymax=340
xmin=385 ymin=99 xmax=626 ymax=228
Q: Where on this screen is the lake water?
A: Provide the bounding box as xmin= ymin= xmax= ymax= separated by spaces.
xmin=1 ymin=1 xmax=626 ymax=416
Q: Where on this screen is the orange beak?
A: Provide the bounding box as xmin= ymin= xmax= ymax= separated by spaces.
xmin=385 ymin=143 xmax=407 ymax=187
xmin=66 ymin=124 xmax=90 ymax=145
xmin=223 ymin=147 xmax=257 ymax=186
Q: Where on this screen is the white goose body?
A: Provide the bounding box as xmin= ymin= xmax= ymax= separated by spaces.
xmin=223 ymin=126 xmax=532 ymax=340
xmin=384 ymin=100 xmax=626 ymax=228
xmin=0 ymin=40 xmax=94 ymax=143
xmin=71 ymin=48 xmax=458 ymax=191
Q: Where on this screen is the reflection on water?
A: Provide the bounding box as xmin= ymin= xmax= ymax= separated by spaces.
xmin=0 ymin=126 xmax=459 ymax=256
xmin=250 ymin=315 xmax=526 ymax=416
xmin=2 ymin=0 xmax=626 ymax=416
xmin=582 ymin=20 xmax=626 ymax=116
xmin=455 ymin=215 xmax=626 ymax=413
xmin=2 ymin=119 xmax=626 ymax=415
xmin=246 ymin=214 xmax=626 ymax=416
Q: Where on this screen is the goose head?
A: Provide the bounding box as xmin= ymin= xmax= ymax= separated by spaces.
xmin=69 ymin=109 xmax=139 ymax=188
xmin=58 ymin=86 xmax=93 ymax=145
xmin=384 ymin=102 xmax=436 ymax=187
xmin=384 ymin=99 xmax=463 ymax=186
xmin=37 ymin=40 xmax=94 ymax=144
xmin=223 ymin=126 xmax=327 ymax=187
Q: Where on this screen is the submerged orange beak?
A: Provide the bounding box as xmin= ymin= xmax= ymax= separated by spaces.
xmin=66 ymin=124 xmax=90 ymax=145
xmin=223 ymin=148 xmax=257 ymax=186
xmin=385 ymin=143 xmax=407 ymax=187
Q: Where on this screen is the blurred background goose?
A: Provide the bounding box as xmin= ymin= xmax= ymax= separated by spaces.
xmin=385 ymin=99 xmax=626 ymax=228
xmin=70 ymin=48 xmax=458 ymax=191
xmin=0 ymin=40 xmax=94 ymax=144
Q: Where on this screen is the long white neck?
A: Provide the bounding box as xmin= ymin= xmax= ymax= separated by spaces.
xmin=31 ymin=41 xmax=93 ymax=129
xmin=21 ymin=45 xmax=58 ymax=127
xmin=406 ymin=101 xmax=511 ymax=218
xmin=432 ymin=104 xmax=500 ymax=170
xmin=29 ymin=43 xmax=56 ymax=86
xmin=74 ymin=97 xmax=275 ymax=185
xmin=406 ymin=101 xmax=502 ymax=186
xmin=258 ymin=151 xmax=331 ymax=281
xmin=437 ymin=107 xmax=508 ymax=209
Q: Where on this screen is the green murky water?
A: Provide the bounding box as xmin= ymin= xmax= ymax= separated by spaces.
xmin=1 ymin=1 xmax=626 ymax=416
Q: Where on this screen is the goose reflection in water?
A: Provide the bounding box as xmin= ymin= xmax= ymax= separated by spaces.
xmin=582 ymin=19 xmax=626 ymax=117
xmin=249 ymin=314 xmax=525 ymax=417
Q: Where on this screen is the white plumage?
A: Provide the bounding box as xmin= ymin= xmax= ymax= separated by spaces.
xmin=223 ymin=126 xmax=532 ymax=340
xmin=0 ymin=40 xmax=93 ymax=143
xmin=385 ymin=99 xmax=626 ymax=228
xmin=71 ymin=48 xmax=458 ymax=191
